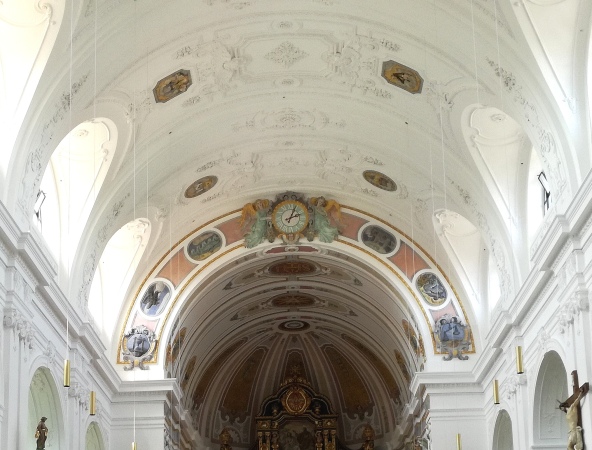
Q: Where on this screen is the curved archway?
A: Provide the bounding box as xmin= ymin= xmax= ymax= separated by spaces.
xmin=28 ymin=367 xmax=64 ymax=450
xmin=533 ymin=351 xmax=568 ymax=447
xmin=492 ymin=409 xmax=514 ymax=450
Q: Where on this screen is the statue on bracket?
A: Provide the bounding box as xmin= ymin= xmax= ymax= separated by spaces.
xmin=121 ymin=325 xmax=158 ymax=370
xmin=558 ymin=370 xmax=589 ymax=450
xmin=239 ymin=193 xmax=344 ymax=248
xmin=35 ymin=417 xmax=48 ymax=450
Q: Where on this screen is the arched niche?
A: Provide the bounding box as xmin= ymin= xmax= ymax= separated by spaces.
xmin=28 ymin=367 xmax=64 ymax=450
xmin=85 ymin=421 xmax=105 ymax=450
xmin=533 ymin=351 xmax=568 ymax=447
xmin=492 ymin=409 xmax=513 ymax=450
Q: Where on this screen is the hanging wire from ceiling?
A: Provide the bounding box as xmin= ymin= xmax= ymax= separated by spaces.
xmin=132 ymin=1 xmax=138 ymax=448
xmin=470 ymin=0 xmax=481 ymax=105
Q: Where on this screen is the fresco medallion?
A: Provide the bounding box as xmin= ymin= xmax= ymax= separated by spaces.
xmin=140 ymin=280 xmax=171 ymax=316
xmin=187 ymin=231 xmax=222 ymax=261
xmin=153 ymin=69 xmax=192 ymax=103
xmin=381 ymin=60 xmax=423 ymax=94
xmin=416 ymin=272 xmax=447 ymax=306
xmin=363 ymin=170 xmax=397 ymax=192
xmin=184 ymin=175 xmax=217 ymax=198
xmin=361 ymin=225 xmax=397 ymax=254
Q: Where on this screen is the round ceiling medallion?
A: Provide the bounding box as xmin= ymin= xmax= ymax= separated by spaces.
xmin=184 ymin=175 xmax=217 ymax=198
xmin=363 ymin=170 xmax=397 ymax=192
xmin=271 ymin=293 xmax=316 ymax=308
xmin=278 ymin=320 xmax=310 ymax=332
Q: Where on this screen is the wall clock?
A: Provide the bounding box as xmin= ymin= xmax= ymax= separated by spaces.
xmin=272 ymin=200 xmax=309 ymax=234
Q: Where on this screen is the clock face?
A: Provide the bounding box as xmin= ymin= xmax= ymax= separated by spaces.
xmin=272 ymin=200 xmax=309 ymax=234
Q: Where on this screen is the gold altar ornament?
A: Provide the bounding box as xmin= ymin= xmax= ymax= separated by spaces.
xmin=281 ymin=385 xmax=311 ymax=415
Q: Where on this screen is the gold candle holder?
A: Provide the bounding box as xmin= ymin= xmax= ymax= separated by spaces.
xmin=493 ymin=379 xmax=500 ymax=404
xmin=90 ymin=391 xmax=96 ymax=415
xmin=63 ymin=359 xmax=70 ymax=387
xmin=131 ymin=442 xmax=137 ymax=450
xmin=456 ymin=433 xmax=462 ymax=450
xmin=516 ymin=346 xmax=524 ymax=374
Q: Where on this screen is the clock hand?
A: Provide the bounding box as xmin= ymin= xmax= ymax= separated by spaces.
xmin=286 ymin=207 xmax=299 ymax=223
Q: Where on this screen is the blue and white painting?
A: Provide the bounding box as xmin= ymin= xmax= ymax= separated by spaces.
xmin=140 ymin=280 xmax=171 ymax=316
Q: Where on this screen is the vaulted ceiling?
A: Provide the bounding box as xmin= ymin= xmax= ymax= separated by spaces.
xmin=6 ymin=0 xmax=583 ymax=448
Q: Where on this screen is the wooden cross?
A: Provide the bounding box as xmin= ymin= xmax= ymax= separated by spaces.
xmin=561 ymin=370 xmax=589 ymax=429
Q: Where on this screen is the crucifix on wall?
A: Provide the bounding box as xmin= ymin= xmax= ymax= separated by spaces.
xmin=558 ymin=370 xmax=589 ymax=450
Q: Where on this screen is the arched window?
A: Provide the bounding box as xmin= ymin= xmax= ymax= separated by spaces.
xmin=88 ymin=218 xmax=150 ymax=347
xmin=526 ymin=149 xmax=547 ymax=244
xmin=462 ymin=105 xmax=547 ymax=273
xmin=433 ymin=209 xmax=497 ymax=321
xmin=0 ymin=2 xmax=64 ymax=175
xmin=37 ymin=119 xmax=118 ymax=278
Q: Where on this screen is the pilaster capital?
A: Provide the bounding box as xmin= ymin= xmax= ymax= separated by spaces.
xmin=558 ymin=291 xmax=589 ymax=333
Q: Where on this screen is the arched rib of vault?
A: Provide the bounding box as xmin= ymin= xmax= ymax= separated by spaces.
xmin=118 ymin=204 xmax=477 ymax=379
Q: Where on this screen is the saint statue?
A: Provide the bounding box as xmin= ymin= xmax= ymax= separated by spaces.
xmin=35 ymin=417 xmax=48 ymax=450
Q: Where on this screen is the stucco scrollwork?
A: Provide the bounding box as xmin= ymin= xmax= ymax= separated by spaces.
xmin=3 ymin=309 xmax=34 ymax=349
xmin=487 ymin=59 xmax=567 ymax=201
xmin=68 ymin=381 xmax=90 ymax=410
xmin=503 ymin=374 xmax=526 ymax=400
xmin=558 ymin=292 xmax=589 ymax=334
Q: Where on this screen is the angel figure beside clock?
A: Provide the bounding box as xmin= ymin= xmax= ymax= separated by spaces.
xmin=239 ymin=193 xmax=344 ymax=248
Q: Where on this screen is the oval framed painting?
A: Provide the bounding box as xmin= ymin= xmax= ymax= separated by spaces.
xmin=139 ymin=280 xmax=172 ymax=316
xmin=187 ymin=231 xmax=223 ymax=261
xmin=361 ymin=225 xmax=397 ymax=254
xmin=184 ymin=175 xmax=217 ymax=198
xmin=363 ymin=170 xmax=397 ymax=192
xmin=415 ymin=272 xmax=447 ymax=307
